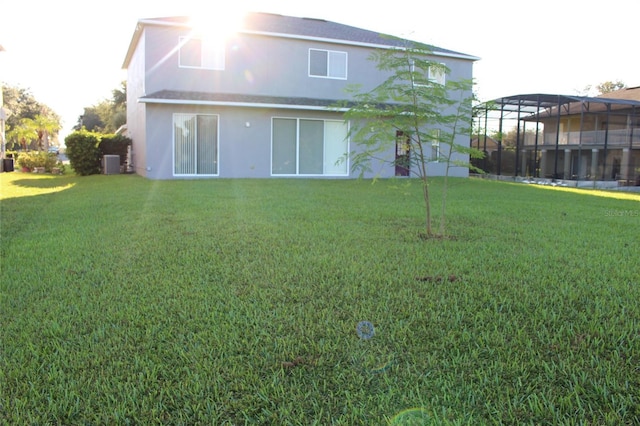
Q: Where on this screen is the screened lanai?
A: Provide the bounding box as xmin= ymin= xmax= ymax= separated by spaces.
xmin=473 ymin=90 xmax=640 ymax=185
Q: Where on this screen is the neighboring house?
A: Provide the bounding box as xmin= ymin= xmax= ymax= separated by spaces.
xmin=476 ymin=89 xmax=640 ymax=183
xmin=122 ymin=12 xmax=478 ymax=179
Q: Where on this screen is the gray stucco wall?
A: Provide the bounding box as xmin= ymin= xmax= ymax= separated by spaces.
xmin=142 ymin=104 xmax=353 ymax=179
xmin=129 ymin=23 xmax=475 ymax=180
xmin=142 ymin=26 xmax=473 ymax=103
xmin=140 ymin=103 xmax=470 ymax=180
xmin=126 ymin=30 xmax=148 ymax=176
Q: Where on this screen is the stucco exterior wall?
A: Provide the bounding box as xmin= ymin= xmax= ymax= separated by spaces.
xmin=125 ymin=18 xmax=476 ymax=180
xmin=142 ymin=26 xmax=473 ymax=103
xmin=144 ymin=104 xmax=353 ymax=179
xmin=126 ymin=30 xmax=148 ymax=176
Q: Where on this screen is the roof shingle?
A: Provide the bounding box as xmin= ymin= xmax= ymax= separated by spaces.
xmin=139 ymin=12 xmax=476 ymax=59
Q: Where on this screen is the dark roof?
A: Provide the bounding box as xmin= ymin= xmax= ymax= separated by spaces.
xmin=480 ymin=92 xmax=640 ymax=120
xmin=125 ymin=12 xmax=477 ymax=66
xmin=139 ymin=90 xmax=349 ymax=109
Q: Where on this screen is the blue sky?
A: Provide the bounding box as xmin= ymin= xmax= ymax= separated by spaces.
xmin=1 ymin=0 xmax=638 ymax=140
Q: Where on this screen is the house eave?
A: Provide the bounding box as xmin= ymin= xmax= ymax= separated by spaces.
xmin=125 ymin=17 xmax=479 ymax=64
xmin=239 ymin=30 xmax=480 ymax=61
xmin=138 ymin=97 xmax=350 ymax=112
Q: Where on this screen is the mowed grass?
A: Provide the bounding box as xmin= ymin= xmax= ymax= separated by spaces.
xmin=1 ymin=172 xmax=639 ymax=425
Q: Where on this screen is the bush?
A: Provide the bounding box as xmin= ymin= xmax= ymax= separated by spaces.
xmin=15 ymin=151 xmax=58 ymax=172
xmin=65 ymin=130 xmax=131 ymax=176
xmin=99 ymin=134 xmax=131 ymax=166
xmin=65 ymin=130 xmax=101 ymax=175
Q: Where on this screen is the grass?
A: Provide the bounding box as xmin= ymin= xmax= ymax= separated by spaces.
xmin=1 ymin=172 xmax=639 ymax=425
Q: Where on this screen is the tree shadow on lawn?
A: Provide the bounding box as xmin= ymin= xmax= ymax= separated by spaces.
xmin=1 ymin=174 xmax=77 ymax=199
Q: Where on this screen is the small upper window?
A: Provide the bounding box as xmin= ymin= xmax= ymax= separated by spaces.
xmin=428 ymin=63 xmax=446 ymax=85
xmin=179 ymin=37 xmax=225 ymax=70
xmin=309 ymin=49 xmax=347 ymax=79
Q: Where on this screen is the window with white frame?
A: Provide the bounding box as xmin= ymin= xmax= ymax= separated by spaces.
xmin=272 ymin=118 xmax=348 ymax=175
xmin=309 ymin=49 xmax=347 ymax=79
xmin=179 ymin=37 xmax=225 ymax=70
xmin=174 ymin=114 xmax=219 ymax=175
xmin=428 ymin=63 xmax=446 ymax=85
xmin=430 ymin=129 xmax=441 ymax=162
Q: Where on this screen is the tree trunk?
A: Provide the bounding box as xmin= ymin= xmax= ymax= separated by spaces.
xmin=421 ymin=176 xmax=432 ymax=236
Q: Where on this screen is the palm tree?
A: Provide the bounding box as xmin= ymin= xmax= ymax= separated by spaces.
xmin=32 ymin=114 xmax=61 ymax=150
xmin=6 ymin=119 xmax=37 ymax=151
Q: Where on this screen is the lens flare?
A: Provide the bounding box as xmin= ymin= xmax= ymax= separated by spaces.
xmin=356 ymin=321 xmax=375 ymax=340
xmin=390 ymin=408 xmax=430 ymax=425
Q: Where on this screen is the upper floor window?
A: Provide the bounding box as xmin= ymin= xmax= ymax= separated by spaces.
xmin=428 ymin=63 xmax=446 ymax=85
xmin=309 ymin=49 xmax=347 ymax=79
xmin=179 ymin=37 xmax=225 ymax=70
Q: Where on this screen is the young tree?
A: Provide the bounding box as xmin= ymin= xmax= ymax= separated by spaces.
xmin=339 ymin=40 xmax=482 ymax=237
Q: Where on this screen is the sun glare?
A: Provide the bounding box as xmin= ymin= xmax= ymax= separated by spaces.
xmin=188 ymin=9 xmax=247 ymax=42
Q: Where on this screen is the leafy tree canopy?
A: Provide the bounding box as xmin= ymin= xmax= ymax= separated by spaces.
xmin=74 ymin=81 xmax=126 ymax=133
xmin=580 ymin=80 xmax=626 ymax=96
xmin=596 ymin=80 xmax=626 ymax=95
xmin=2 ymin=84 xmax=61 ymax=150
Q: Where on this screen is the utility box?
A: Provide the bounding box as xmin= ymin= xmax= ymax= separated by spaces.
xmin=103 ymin=155 xmax=120 ymax=175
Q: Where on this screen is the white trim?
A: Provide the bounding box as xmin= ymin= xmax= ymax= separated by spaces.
xmin=135 ymin=19 xmax=480 ymax=62
xmin=428 ymin=63 xmax=447 ymax=85
xmin=139 ymin=97 xmax=350 ymax=112
xmin=308 ymin=48 xmax=348 ymax=80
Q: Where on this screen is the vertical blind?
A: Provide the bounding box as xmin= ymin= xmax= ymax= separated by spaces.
xmin=174 ymin=114 xmax=218 ymax=175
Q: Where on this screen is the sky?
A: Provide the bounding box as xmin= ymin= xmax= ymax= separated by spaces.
xmin=1 ymin=0 xmax=638 ymax=141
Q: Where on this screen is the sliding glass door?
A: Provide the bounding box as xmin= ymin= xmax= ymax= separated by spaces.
xmin=272 ymin=118 xmax=348 ymax=176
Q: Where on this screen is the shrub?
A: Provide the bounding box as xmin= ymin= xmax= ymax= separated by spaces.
xmin=65 ymin=130 xmax=102 ymax=176
xmin=99 ymin=134 xmax=131 ymax=166
xmin=65 ymin=130 xmax=132 ymax=176
xmin=15 ymin=151 xmax=58 ymax=172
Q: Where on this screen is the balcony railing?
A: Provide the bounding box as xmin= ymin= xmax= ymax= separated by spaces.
xmin=535 ymin=128 xmax=640 ymax=146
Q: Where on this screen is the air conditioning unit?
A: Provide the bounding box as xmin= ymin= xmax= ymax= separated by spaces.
xmin=103 ymin=155 xmax=120 ymax=175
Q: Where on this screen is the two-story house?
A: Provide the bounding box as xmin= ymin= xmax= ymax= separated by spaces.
xmin=122 ymin=12 xmax=478 ymax=179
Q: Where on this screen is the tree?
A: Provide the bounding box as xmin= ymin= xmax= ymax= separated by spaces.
xmin=75 ymin=105 xmax=106 ymax=132
xmin=75 ymin=81 xmax=126 ymax=133
xmin=2 ymin=85 xmax=61 ymax=150
xmin=579 ymin=80 xmax=626 ymax=96
xmin=32 ymin=114 xmax=61 ymax=150
xmin=6 ymin=119 xmax=37 ymax=151
xmin=340 ymin=39 xmax=482 ymax=237
xmin=596 ymin=80 xmax=626 ymax=95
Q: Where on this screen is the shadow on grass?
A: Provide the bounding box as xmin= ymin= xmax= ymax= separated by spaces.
xmin=0 ymin=173 xmax=77 ymax=199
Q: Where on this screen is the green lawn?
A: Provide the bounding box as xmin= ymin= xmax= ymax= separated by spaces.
xmin=1 ymin=172 xmax=639 ymax=425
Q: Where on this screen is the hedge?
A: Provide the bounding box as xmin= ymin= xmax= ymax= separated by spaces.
xmin=65 ymin=130 xmax=131 ymax=176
